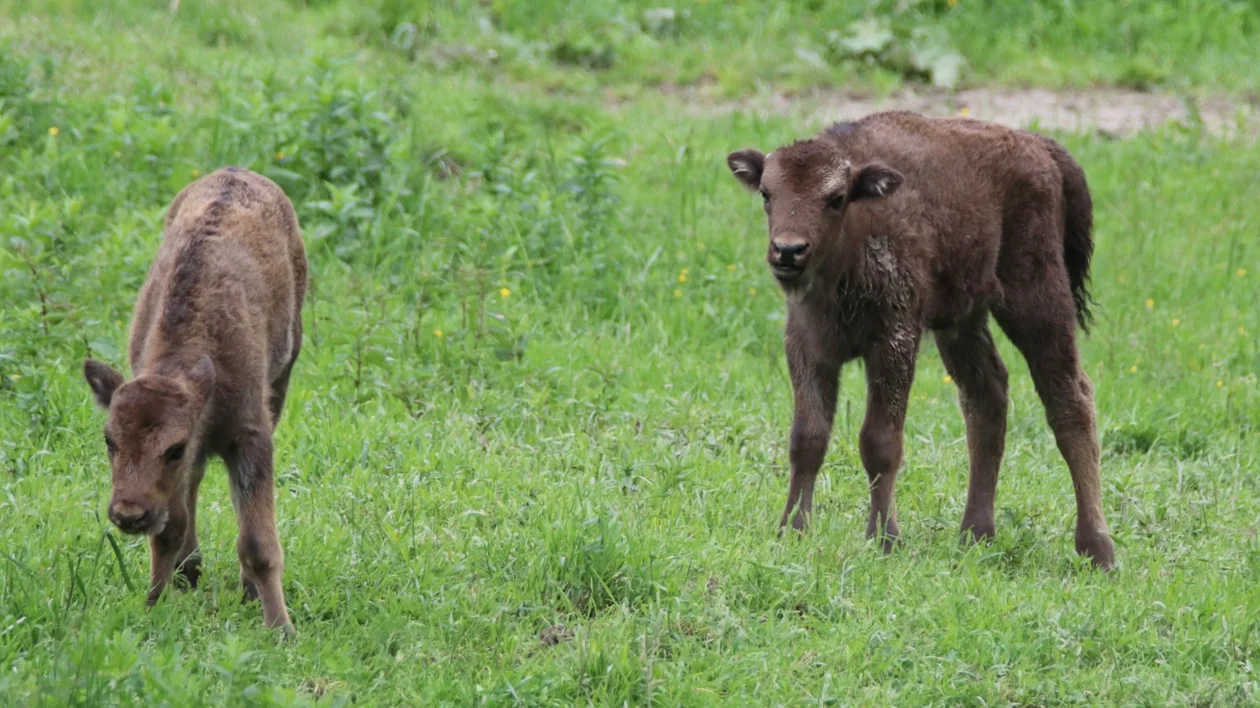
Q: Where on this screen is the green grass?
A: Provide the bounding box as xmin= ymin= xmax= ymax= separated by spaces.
xmin=2 ymin=1 xmax=1259 ymax=705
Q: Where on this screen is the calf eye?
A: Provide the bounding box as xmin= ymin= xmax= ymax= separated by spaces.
xmin=759 ymin=189 xmax=770 ymax=203
xmin=105 ymin=435 xmax=118 ymax=457
xmin=163 ymin=443 xmax=187 ymax=463
xmin=826 ymin=195 xmax=845 ymax=210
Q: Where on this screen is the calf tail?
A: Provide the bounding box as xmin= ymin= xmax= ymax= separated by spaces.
xmin=1042 ymin=136 xmax=1095 ymax=333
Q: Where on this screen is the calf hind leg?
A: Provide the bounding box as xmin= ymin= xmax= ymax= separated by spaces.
xmin=995 ymin=299 xmax=1114 ymax=569
xmin=224 ymin=427 xmax=294 ymax=635
xmin=934 ymin=316 xmax=1009 ymax=542
xmin=268 ymin=322 xmax=302 ymax=428
xmin=268 ymin=355 xmax=298 ymax=430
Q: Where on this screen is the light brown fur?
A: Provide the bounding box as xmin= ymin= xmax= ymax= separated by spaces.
xmin=84 ymin=167 xmax=307 ymax=632
xmin=727 ymin=111 xmax=1114 ymax=569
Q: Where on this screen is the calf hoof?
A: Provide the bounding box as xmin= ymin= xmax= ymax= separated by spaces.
xmin=241 ymin=576 xmax=260 ymax=603
xmin=865 ymin=519 xmax=901 ymax=554
xmin=959 ymin=518 xmax=996 ymax=545
xmin=175 ymin=555 xmax=202 ymax=590
xmin=788 ymin=510 xmax=809 ymax=533
xmin=1075 ymin=528 xmax=1116 ymax=571
xmin=776 ymin=513 xmax=810 ymax=538
xmin=279 ymin=621 xmax=296 ymax=639
xmin=145 ymin=585 xmax=165 ymax=608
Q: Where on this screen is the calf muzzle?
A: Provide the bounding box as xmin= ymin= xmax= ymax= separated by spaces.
xmin=109 ymin=501 xmax=163 ymax=535
xmin=769 ymin=237 xmax=810 ymax=280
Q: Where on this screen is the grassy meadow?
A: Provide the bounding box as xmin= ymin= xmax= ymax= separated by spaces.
xmin=1 ymin=0 xmax=1259 ymax=704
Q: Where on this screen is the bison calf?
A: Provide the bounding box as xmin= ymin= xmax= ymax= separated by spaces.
xmin=727 ymin=111 xmax=1115 ymax=569
xmin=84 ymin=167 xmax=307 ymax=631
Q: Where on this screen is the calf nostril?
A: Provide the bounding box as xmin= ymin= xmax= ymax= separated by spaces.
xmin=111 ymin=505 xmax=148 ymax=528
xmin=773 ymin=241 xmax=809 ymax=264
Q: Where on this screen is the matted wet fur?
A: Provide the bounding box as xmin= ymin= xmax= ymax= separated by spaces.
xmin=84 ymin=167 xmax=308 ymax=632
xmin=727 ymin=111 xmax=1114 ymax=569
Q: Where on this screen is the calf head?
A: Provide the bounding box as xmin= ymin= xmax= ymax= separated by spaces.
xmin=83 ymin=356 xmax=215 ymax=535
xmin=727 ymin=138 xmax=902 ymax=288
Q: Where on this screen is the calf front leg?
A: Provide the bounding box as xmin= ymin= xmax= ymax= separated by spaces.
xmin=173 ymin=456 xmax=207 ymax=589
xmin=224 ymin=427 xmax=294 ymax=635
xmin=778 ymin=339 xmax=840 ymax=533
xmin=145 ymin=503 xmax=189 ymax=607
xmin=860 ymin=330 xmax=919 ymax=552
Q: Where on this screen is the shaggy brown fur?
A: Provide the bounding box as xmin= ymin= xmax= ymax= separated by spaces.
xmin=727 ymin=111 xmax=1114 ymax=569
xmin=84 ymin=167 xmax=308 ymax=631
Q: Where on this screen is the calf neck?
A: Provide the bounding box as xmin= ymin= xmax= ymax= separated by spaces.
xmin=727 ymin=111 xmax=1114 ymax=569
xmin=84 ymin=167 xmax=308 ymax=631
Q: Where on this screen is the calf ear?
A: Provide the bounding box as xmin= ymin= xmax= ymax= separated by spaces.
xmin=727 ymin=149 xmax=766 ymax=191
xmin=84 ymin=359 xmax=124 ymax=409
xmin=848 ymin=162 xmax=903 ymax=202
xmin=185 ymin=355 xmax=217 ymax=407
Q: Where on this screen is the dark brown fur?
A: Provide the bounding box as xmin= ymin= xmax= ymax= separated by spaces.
xmin=727 ymin=111 xmax=1114 ymax=569
xmin=84 ymin=167 xmax=308 ymax=631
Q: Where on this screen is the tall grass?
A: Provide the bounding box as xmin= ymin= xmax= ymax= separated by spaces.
xmin=0 ymin=1 xmax=1257 ymax=704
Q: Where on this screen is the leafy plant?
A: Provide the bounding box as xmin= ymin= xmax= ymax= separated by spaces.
xmin=829 ymin=12 xmax=967 ymax=88
xmin=550 ymin=33 xmax=618 ymax=70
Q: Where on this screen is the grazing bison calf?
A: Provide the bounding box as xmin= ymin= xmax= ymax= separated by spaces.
xmin=727 ymin=111 xmax=1114 ymax=569
xmin=83 ymin=167 xmax=307 ymax=631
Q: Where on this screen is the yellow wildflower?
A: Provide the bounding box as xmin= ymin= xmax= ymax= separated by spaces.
xmin=276 ymin=151 xmax=285 ymax=160
xmin=681 ymin=268 xmax=689 ymax=276
xmin=191 ymin=168 xmax=200 ymax=178
xmin=1239 ymin=327 xmax=1247 ymax=335
xmin=499 ymin=287 xmax=511 ymax=298
xmin=747 ymin=288 xmax=757 ymax=296
xmin=1217 ymin=380 xmax=1224 ymax=388
xmin=697 ymin=242 xmax=706 ymax=251
xmin=948 ymin=0 xmax=958 ymax=7
xmin=958 ymin=106 xmax=970 ymax=116
xmin=673 ymin=289 xmax=682 ymax=298
xmin=1171 ymin=318 xmax=1180 ymax=328
xmin=727 ymin=264 xmax=737 ymax=272
xmin=48 ymin=126 xmax=59 ymax=137
xmin=1145 ymin=298 xmax=1154 ymax=309
xmin=678 ymin=274 xmax=687 ymax=283
xmin=1129 ymin=364 xmax=1138 ymax=373
xmin=943 ymin=375 xmax=953 ymax=383
xmin=8 ymin=374 xmax=19 ymax=382
xmin=433 ymin=329 xmax=444 ymax=338
xmin=1237 ymin=268 xmax=1248 ymax=278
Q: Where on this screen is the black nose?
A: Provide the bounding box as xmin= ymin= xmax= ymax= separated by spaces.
xmin=773 ymin=240 xmax=809 ymax=265
xmin=110 ymin=507 xmax=151 ymax=533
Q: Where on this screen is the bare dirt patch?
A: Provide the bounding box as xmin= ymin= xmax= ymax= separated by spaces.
xmin=538 ymin=623 xmax=575 ymax=647
xmin=672 ymin=86 xmax=1257 ymax=137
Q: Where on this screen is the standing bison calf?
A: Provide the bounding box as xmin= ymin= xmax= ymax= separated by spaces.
xmin=727 ymin=111 xmax=1114 ymax=569
xmin=84 ymin=167 xmax=307 ymax=631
